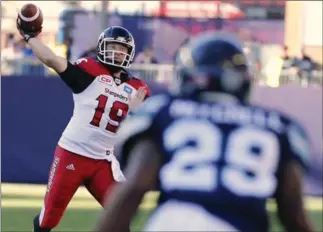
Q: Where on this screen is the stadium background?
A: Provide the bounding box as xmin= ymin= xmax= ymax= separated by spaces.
xmin=1 ymin=1 xmax=322 ymax=231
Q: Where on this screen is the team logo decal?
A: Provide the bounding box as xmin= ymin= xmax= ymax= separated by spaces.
xmin=115 ymin=78 xmax=121 ymax=85
xmin=123 ymin=85 xmax=133 ymax=94
xmin=98 ymin=75 xmax=113 ymax=85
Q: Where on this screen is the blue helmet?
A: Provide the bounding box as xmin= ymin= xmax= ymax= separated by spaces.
xmin=174 ymin=32 xmax=252 ymax=102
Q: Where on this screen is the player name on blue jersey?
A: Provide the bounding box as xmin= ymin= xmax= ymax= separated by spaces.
xmin=169 ymin=99 xmax=284 ymax=133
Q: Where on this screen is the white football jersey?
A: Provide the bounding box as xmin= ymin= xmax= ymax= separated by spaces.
xmin=58 ymin=57 xmax=150 ymax=162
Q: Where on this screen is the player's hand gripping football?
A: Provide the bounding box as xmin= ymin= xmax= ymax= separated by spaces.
xmin=128 ymin=87 xmax=147 ymax=112
xmin=16 ymin=4 xmax=43 ymax=43
xmin=17 ymin=17 xmax=42 ymax=43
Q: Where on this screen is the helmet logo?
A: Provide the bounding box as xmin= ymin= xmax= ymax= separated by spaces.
xmin=232 ymin=54 xmax=246 ymax=66
xmin=179 ymin=47 xmax=194 ymax=68
xmin=116 ymin=36 xmax=126 ymax=42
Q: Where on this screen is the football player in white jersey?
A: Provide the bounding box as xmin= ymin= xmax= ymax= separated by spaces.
xmin=17 ymin=15 xmax=150 ymax=232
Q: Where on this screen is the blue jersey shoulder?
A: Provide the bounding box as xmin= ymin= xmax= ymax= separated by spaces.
xmin=285 ymin=118 xmax=310 ymax=169
xmin=134 ymin=94 xmax=171 ymax=117
xmin=117 ymin=94 xmax=170 ymax=145
xmin=252 ymin=105 xmax=310 ymax=169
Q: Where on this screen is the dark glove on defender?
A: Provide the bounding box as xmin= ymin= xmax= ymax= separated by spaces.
xmin=16 ymin=17 xmax=42 ymax=43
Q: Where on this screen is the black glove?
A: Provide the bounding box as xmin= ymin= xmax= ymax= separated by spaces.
xmin=16 ymin=17 xmax=42 ymax=43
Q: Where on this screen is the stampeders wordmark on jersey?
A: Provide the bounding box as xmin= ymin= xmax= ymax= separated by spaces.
xmin=58 ymin=57 xmax=149 ymax=160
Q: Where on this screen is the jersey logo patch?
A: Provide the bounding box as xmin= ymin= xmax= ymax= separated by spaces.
xmin=115 ymin=78 xmax=121 ymax=85
xmin=98 ymin=75 xmax=113 ymax=85
xmin=123 ymin=85 xmax=133 ymax=94
xmin=75 ymin=58 xmax=88 ymax=65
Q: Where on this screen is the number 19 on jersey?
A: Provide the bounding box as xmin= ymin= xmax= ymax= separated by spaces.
xmin=90 ymin=94 xmax=129 ymax=133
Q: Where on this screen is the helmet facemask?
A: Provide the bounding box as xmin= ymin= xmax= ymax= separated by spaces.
xmin=97 ymin=38 xmax=135 ymax=68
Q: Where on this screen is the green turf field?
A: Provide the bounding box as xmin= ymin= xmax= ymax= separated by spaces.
xmin=2 ymin=184 xmax=322 ymax=232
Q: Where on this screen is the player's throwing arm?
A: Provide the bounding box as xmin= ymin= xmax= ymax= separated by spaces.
xmin=17 ymin=3 xmax=68 ymax=73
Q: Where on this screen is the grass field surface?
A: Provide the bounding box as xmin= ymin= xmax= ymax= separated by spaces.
xmin=2 ymin=183 xmax=322 ymax=232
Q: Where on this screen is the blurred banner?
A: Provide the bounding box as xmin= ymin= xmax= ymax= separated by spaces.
xmin=71 ymin=14 xmax=284 ymax=62
xmin=2 ymin=77 xmax=321 ymax=196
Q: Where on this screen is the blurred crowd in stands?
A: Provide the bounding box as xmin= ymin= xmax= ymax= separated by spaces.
xmin=1 ymin=31 xmax=322 ymax=87
xmin=280 ymin=45 xmax=318 ymax=84
xmin=1 ymin=33 xmax=47 ymax=76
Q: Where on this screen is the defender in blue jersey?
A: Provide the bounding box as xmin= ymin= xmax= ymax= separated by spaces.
xmin=95 ymin=32 xmax=314 ymax=232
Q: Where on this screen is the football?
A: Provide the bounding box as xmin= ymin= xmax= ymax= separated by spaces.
xmin=17 ymin=3 xmax=43 ymax=32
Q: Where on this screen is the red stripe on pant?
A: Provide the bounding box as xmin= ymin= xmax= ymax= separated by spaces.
xmin=39 ymin=145 xmax=116 ymax=229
